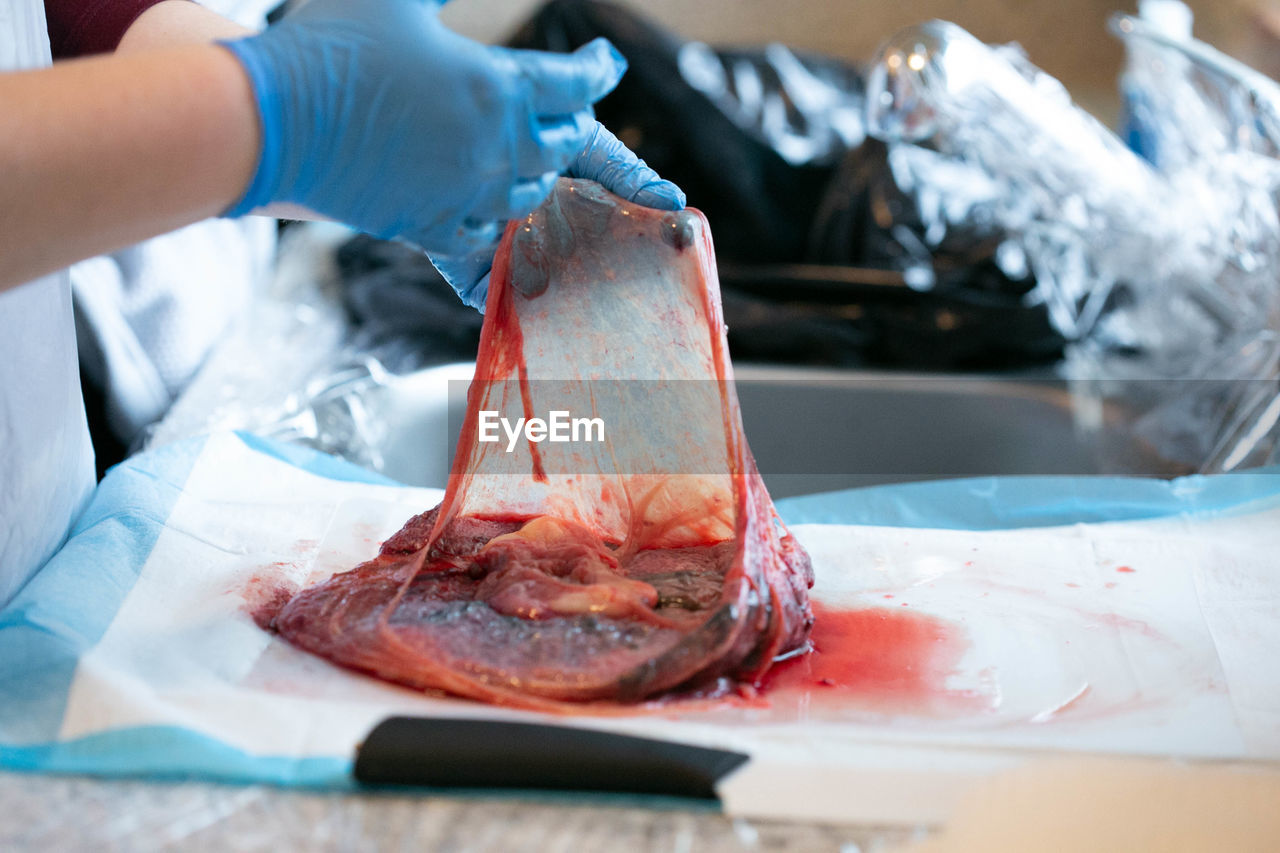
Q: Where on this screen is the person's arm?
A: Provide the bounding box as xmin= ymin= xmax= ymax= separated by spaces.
xmin=116 ymin=0 xmax=250 ymax=53
xmin=0 ymin=44 xmax=259 ymax=292
xmin=2 ymin=0 xmax=681 ymax=303
xmin=116 ymin=1 xmax=318 ymax=223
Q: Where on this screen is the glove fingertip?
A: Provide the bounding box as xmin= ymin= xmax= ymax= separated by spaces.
xmin=582 ymin=37 xmax=628 ymax=75
xmin=579 ymin=37 xmax=627 ymax=95
xmin=631 ymin=182 xmax=687 ymax=211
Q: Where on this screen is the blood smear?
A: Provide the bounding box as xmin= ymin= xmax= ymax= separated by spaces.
xmin=1116 ymin=565 xmax=1136 ymax=573
xmin=243 ymin=570 xmax=297 ymax=630
xmin=762 ymin=602 xmax=990 ymax=715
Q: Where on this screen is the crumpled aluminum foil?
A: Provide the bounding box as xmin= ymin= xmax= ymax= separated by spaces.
xmin=864 ymin=14 xmax=1280 ymax=472
xmin=155 ymin=8 xmax=1280 ymax=479
xmin=676 ymin=40 xmax=866 ymax=166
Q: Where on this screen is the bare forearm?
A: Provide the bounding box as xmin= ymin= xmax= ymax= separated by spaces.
xmin=117 ymin=0 xmax=251 ymax=54
xmin=0 ymin=45 xmax=258 ymax=291
xmin=118 ymin=3 xmax=321 ymax=224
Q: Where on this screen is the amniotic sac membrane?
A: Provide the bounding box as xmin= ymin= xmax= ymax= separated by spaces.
xmin=257 ymin=180 xmax=815 ymax=710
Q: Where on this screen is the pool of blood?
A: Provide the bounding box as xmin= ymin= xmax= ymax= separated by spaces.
xmin=759 ymin=602 xmax=991 ymax=716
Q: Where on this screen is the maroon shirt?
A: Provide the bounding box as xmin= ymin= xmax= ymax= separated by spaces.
xmin=45 ymin=0 xmax=176 ymax=59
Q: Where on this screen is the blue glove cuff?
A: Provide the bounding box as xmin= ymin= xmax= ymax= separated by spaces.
xmin=220 ymin=38 xmax=285 ymax=217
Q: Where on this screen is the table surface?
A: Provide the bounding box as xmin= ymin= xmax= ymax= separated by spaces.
xmin=0 ymin=772 xmax=919 ymax=852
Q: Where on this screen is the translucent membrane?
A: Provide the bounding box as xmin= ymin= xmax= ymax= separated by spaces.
xmin=271 ymin=180 xmax=813 ymax=709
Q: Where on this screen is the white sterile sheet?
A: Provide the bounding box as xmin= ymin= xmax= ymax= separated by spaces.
xmin=57 ymin=433 xmax=1280 ymax=824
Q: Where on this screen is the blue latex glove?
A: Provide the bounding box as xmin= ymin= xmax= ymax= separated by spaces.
xmin=430 ymin=122 xmax=687 ymax=310
xmin=222 ymin=0 xmax=628 ymax=259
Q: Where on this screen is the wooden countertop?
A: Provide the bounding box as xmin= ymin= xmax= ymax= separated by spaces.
xmin=0 ymin=772 xmax=916 ymax=851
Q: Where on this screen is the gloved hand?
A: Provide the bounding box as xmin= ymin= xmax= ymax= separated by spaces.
xmin=430 ymin=122 xmax=687 ymax=309
xmin=221 ymin=0 xmax=629 ymax=258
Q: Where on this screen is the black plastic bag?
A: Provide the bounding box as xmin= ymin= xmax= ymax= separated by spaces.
xmin=508 ymin=0 xmax=1062 ymax=369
